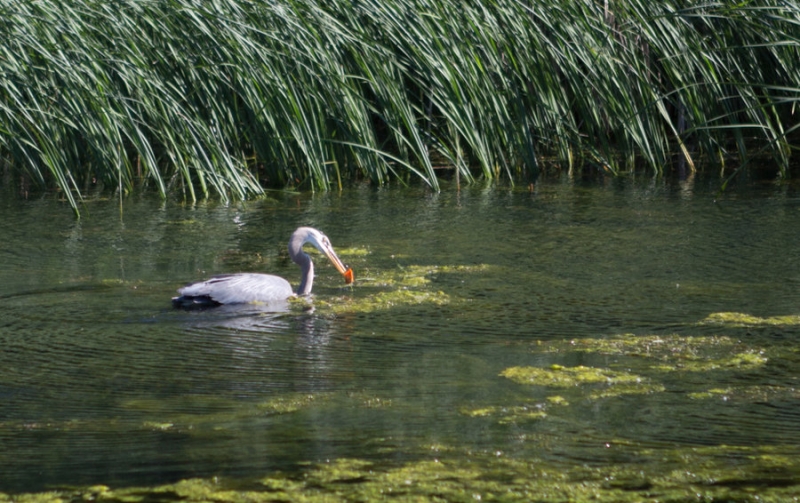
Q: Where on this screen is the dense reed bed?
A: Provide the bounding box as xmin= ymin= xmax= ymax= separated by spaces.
xmin=0 ymin=0 xmax=798 ymax=210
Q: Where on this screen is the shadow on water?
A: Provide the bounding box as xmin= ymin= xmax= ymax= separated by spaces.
xmin=0 ymin=175 xmax=799 ymax=498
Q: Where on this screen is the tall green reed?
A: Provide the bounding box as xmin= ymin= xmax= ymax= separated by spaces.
xmin=0 ymin=0 xmax=797 ymax=214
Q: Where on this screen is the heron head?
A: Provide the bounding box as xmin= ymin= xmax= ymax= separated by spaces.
xmin=295 ymin=227 xmax=354 ymax=284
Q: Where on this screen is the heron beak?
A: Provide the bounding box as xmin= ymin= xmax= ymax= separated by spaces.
xmin=322 ymin=245 xmax=354 ymax=285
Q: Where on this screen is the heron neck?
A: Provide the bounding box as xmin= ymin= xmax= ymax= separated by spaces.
xmin=296 ymin=253 xmax=314 ymax=295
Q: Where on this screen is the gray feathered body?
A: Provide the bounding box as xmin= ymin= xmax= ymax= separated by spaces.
xmin=172 ymin=273 xmax=294 ymax=308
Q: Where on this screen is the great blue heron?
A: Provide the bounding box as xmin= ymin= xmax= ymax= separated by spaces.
xmin=172 ymin=227 xmax=353 ymax=308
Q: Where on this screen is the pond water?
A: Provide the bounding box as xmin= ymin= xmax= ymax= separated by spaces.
xmin=1 ymin=173 xmax=799 ymax=499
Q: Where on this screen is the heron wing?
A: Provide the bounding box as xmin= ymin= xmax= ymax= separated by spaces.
xmin=178 ymin=273 xmax=293 ymax=304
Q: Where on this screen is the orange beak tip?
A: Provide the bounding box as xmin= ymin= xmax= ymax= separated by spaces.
xmin=344 ymin=267 xmax=354 ymax=285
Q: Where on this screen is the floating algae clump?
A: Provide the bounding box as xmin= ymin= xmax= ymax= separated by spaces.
xmin=310 ymin=263 xmax=489 ymax=315
xmin=256 ymin=393 xmax=326 ymax=414
xmin=546 ymin=395 xmax=569 ymax=406
xmin=336 ymin=246 xmax=371 ymax=258
xmin=539 ymin=334 xmax=768 ymax=374
xmin=120 ymin=393 xmax=331 ymax=435
xmin=0 ymin=492 xmax=65 ymax=503
xmin=317 ymin=289 xmax=451 ymax=315
xmin=500 ymin=365 xmax=664 ymax=399
xmin=543 ymin=334 xmax=740 ymax=360
xmin=689 ymin=385 xmax=800 ymax=401
xmin=459 ymin=405 xmax=548 ymax=423
xmin=459 ymin=406 xmax=498 ymax=418
xmin=588 ymin=382 xmax=666 ymax=399
xmin=365 ymin=263 xmax=492 ymax=288
xmin=652 ymin=351 xmax=767 ymax=372
xmin=500 ymin=365 xmax=642 ymax=387
xmin=300 ymin=458 xmax=375 ymax=485
xmin=701 ymin=312 xmax=800 ymax=327
xmin=309 ymin=263 xmax=494 ymax=315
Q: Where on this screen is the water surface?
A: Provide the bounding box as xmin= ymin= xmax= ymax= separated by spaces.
xmin=1 ymin=174 xmax=799 ymax=495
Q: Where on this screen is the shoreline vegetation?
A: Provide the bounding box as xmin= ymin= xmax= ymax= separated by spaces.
xmin=0 ymin=0 xmax=798 ymax=212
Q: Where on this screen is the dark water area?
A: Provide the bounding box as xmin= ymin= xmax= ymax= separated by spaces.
xmin=1 ymin=173 xmax=799 ymax=496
